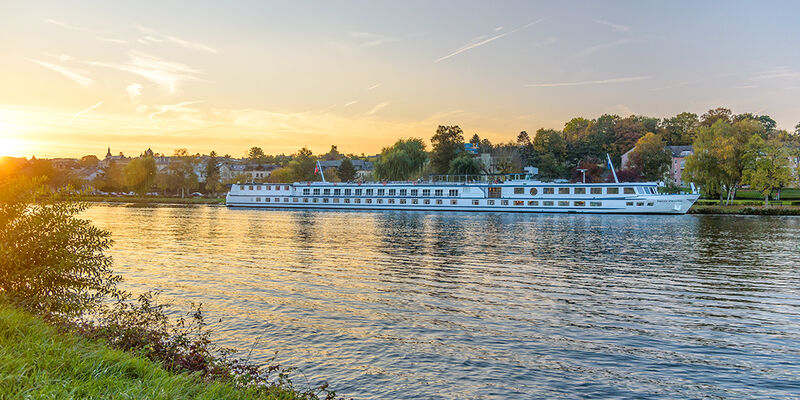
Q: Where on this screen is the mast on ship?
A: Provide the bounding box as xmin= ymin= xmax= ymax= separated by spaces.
xmin=316 ymin=160 xmax=327 ymax=183
xmin=606 ymin=153 xmax=619 ymax=183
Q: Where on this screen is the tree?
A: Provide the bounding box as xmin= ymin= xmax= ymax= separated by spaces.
xmin=338 ymin=158 xmax=356 ymax=181
xmin=322 ymin=167 xmax=339 ymax=182
xmin=80 ymin=155 xmax=100 ymax=167
xmin=164 ymin=149 xmax=198 ymax=197
xmin=490 ymin=143 xmax=522 ymax=174
xmin=612 ymin=116 xmax=647 ymax=160
xmin=448 ymin=155 xmax=482 ymax=175
xmin=430 ymin=125 xmax=464 ymax=174
xmin=795 ymin=122 xmax=800 ymax=136
xmin=204 ymin=151 xmax=223 ymax=196
xmin=374 ymin=138 xmax=427 ymax=181
xmin=743 ymin=136 xmax=793 ymax=206
xmin=700 ymin=107 xmax=732 ymax=127
xmin=469 ymin=134 xmax=481 ymax=146
xmin=267 ymin=167 xmax=295 ymax=183
xmin=322 ymin=145 xmax=343 ymax=161
xmin=570 ymin=157 xmax=604 ymax=183
xmin=123 ymin=156 xmax=156 ymax=195
xmin=532 ymin=128 xmax=567 ymax=178
xmin=627 ymin=133 xmax=672 ymax=181
xmin=97 ymin=161 xmax=125 ymax=192
xmin=288 ymin=147 xmax=316 ymax=182
xmin=661 ymin=112 xmax=699 ymax=145
xmin=0 ymin=177 xmax=121 ymax=315
xmin=246 ymin=147 xmax=268 ymax=163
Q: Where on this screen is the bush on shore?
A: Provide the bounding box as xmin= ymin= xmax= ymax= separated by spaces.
xmin=0 ymin=177 xmax=337 ymax=399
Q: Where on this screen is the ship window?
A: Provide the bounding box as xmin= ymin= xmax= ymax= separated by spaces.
xmin=558 ymin=188 xmax=570 ymax=195
xmin=377 ymin=199 xmax=383 ymax=204
xmin=529 ymin=188 xmax=538 ymax=196
xmin=323 ymin=198 xmax=329 ymax=203
xmin=334 ymin=189 xmax=341 ymax=195
xmin=423 ymin=189 xmax=431 ymax=196
xmin=449 ymin=189 xmax=459 ymax=197
xmin=433 ymin=199 xmax=441 ymax=204
xmin=647 ymin=202 xmax=654 ymax=206
xmin=345 ymin=189 xmax=352 ymax=195
xmin=450 ymin=199 xmax=458 ymax=205
xmin=411 ymin=189 xmax=418 ymax=196
xmin=365 ymin=199 xmax=372 ymax=204
xmin=558 ymin=201 xmax=569 ymax=206
xmin=472 ymin=200 xmax=479 ymax=205
xmin=377 ymin=189 xmax=385 ymax=195
xmin=355 ymin=189 xmax=362 ymax=196
xmin=590 ymin=201 xmax=602 ymax=207
xmin=313 ymin=198 xmax=319 ymax=203
xmin=574 ymin=188 xmax=586 ymax=194
xmin=303 ymin=198 xmax=309 ymax=203
xmin=388 ymin=189 xmax=396 ymax=195
xmin=344 ymin=198 xmax=350 ymax=203
xmin=501 ymin=200 xmax=509 ymax=205
xmin=249 ymin=186 xmax=254 ymax=190
xmin=313 ymin=188 xmax=320 ymax=195
xmin=435 ymin=189 xmax=443 ymax=196
xmin=285 ymin=185 xmax=290 ymax=190
xmin=424 ymin=199 xmax=430 ymax=204
xmin=284 ymin=198 xmax=289 ymax=202
xmin=366 ymin=189 xmax=373 ymax=195
xmin=514 ymin=200 xmax=524 ymax=206
xmin=412 ymin=199 xmax=419 ymax=204
xmin=293 ymin=198 xmax=299 ymax=203
xmin=303 ymin=188 xmax=310 ymax=195
xmin=591 ymin=187 xmax=602 ymax=195
xmin=323 ymin=188 xmax=330 ymax=195
xmin=488 ymin=187 xmax=501 ymax=198
xmin=607 ymin=188 xmax=619 ymax=194
xmin=240 ymin=185 xmax=245 ymax=190
xmin=636 ymin=201 xmax=645 ymax=206
xmin=624 ymin=188 xmax=636 ymax=194
xmin=399 ymin=199 xmax=406 ymax=204
xmin=399 ymin=189 xmax=407 ymax=196
xmin=255 ymin=197 xmax=261 ymax=202
xmin=528 ymin=200 xmax=538 ymax=206
xmin=574 ymin=201 xmax=585 ymax=206
xmin=626 ymin=201 xmax=633 ymax=206
xmin=514 ymin=187 xmax=524 ymax=194
xmin=354 ymin=199 xmax=361 ymax=204
xmin=266 ymin=186 xmax=271 ymax=190
xmin=543 ymin=188 xmax=554 ymax=194
xmin=275 ymin=198 xmax=280 ymax=202
xmin=257 ymin=186 xmax=262 ymax=190
xmin=543 ymin=201 xmax=554 ymax=206
xmin=333 ymin=198 xmax=340 ymax=203
xmin=487 ymin=200 xmax=495 ymax=205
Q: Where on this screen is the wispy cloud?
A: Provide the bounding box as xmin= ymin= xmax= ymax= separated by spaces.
xmin=97 ymin=37 xmax=127 ymax=44
xmin=367 ymin=82 xmax=382 ymax=90
xmin=350 ymin=31 xmax=401 ymax=47
xmin=576 ymin=38 xmax=637 ymax=57
xmin=30 ymin=59 xmax=94 ymax=86
xmin=368 ymin=101 xmax=389 ymax=115
xmin=435 ymin=18 xmax=544 ymax=63
xmin=126 ymin=83 xmax=143 ymax=100
xmin=344 ymin=100 xmax=358 ymax=107
xmin=89 ymin=51 xmax=202 ymax=93
xmin=593 ymin=19 xmax=631 ymax=33
xmin=71 ymin=101 xmax=104 ymax=124
xmin=148 ymin=101 xmax=203 ymax=121
xmin=751 ymin=67 xmax=800 ymax=80
xmin=44 ymin=18 xmax=97 ymax=33
xmin=525 ymin=76 xmax=650 ymax=87
xmin=136 ymin=25 xmax=218 ymax=54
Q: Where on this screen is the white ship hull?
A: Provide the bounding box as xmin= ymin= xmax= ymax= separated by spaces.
xmin=226 ymin=181 xmax=699 ymax=215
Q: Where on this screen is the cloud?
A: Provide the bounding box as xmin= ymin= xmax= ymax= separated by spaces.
xmin=148 ymin=101 xmax=203 ymax=121
xmin=576 ymin=38 xmax=636 ymax=57
xmin=71 ymin=102 xmax=104 ymax=124
xmin=136 ymin=25 xmax=218 ymax=53
xmin=44 ymin=18 xmax=98 ymax=33
xmin=367 ymin=82 xmax=382 ymax=90
xmin=525 ymin=76 xmax=650 ymax=87
xmin=368 ymin=101 xmax=390 ymax=115
xmin=593 ymin=19 xmax=631 ymax=33
xmin=344 ymin=100 xmax=358 ymax=107
xmin=350 ymin=31 xmax=401 ymax=47
xmin=126 ymin=83 xmax=143 ymax=99
xmin=751 ymin=67 xmax=800 ymax=80
xmin=96 ymin=37 xmax=127 ymax=44
xmin=435 ymin=19 xmax=544 ymax=63
xmin=88 ymin=51 xmax=202 ymax=93
xmin=30 ymin=59 xmax=94 ymax=86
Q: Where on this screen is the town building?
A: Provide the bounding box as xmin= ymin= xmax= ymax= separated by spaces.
xmin=666 ymin=145 xmax=693 ymax=185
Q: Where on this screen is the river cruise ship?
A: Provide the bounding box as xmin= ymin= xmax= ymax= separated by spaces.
xmin=226 ymin=174 xmax=699 ymax=214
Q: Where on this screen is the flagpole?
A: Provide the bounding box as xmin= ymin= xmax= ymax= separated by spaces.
xmin=606 ymin=153 xmax=619 ymax=183
xmin=316 ymin=160 xmax=326 ymax=183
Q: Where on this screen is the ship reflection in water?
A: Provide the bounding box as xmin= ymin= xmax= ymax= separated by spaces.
xmin=84 ymin=204 xmax=800 ymax=399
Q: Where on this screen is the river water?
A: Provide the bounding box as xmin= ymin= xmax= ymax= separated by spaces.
xmin=83 ymin=204 xmax=800 ymax=399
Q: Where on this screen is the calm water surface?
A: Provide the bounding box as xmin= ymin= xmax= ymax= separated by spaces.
xmin=84 ymin=204 xmax=800 ymax=399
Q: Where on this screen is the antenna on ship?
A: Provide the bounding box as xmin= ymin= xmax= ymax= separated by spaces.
xmin=606 ymin=153 xmax=619 ymax=183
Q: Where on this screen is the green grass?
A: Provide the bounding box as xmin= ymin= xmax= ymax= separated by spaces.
xmin=734 ymin=188 xmax=800 ymax=201
xmin=0 ymin=305 xmax=303 ymax=400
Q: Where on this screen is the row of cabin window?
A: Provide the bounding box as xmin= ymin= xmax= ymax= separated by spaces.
xmin=301 ymin=188 xmax=459 ymax=197
xmin=252 ymin=197 xmax=609 ymax=208
xmin=513 ymin=187 xmax=645 ymax=195
xmin=241 ymin=185 xmax=291 ymax=191
xmin=484 ymin=200 xmax=603 ymax=207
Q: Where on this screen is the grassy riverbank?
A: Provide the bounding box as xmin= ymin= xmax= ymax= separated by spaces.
xmin=0 ymin=305 xmax=305 ymax=400
xmin=80 ymin=195 xmax=225 ymax=205
xmin=689 ymin=205 xmax=800 ymax=215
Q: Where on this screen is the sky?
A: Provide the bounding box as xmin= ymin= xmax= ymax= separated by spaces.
xmin=1 ymin=0 xmax=799 ymax=158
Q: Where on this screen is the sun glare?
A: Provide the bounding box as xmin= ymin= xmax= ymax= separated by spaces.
xmin=0 ymin=137 xmax=25 ymax=157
